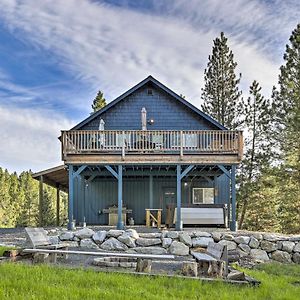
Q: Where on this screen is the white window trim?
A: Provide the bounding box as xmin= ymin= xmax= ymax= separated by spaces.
xmin=192 ymin=188 xmax=214 ymax=204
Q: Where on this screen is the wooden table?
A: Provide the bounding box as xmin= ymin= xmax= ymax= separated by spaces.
xmin=145 ymin=209 xmax=162 ymax=228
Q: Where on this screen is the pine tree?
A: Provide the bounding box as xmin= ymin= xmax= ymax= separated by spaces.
xmin=271 ymin=24 xmax=300 ymax=233
xmin=237 ymin=80 xmax=272 ymax=228
xmin=91 ymin=90 xmax=107 ymax=113
xmin=201 ymin=32 xmax=243 ymax=129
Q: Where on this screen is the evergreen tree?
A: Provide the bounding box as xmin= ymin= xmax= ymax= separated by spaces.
xmin=201 ymin=32 xmax=243 ymax=129
xmin=91 ymin=90 xmax=107 ymax=113
xmin=237 ymin=80 xmax=272 ymax=228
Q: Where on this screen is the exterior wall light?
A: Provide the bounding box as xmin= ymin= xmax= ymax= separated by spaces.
xmin=148 ymin=118 xmax=154 ymax=125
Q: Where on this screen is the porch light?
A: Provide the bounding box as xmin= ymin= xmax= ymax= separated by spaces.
xmin=148 ymin=118 xmax=154 ymax=125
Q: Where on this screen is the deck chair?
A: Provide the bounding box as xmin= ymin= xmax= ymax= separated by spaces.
xmin=24 ymin=227 xmax=68 ymax=263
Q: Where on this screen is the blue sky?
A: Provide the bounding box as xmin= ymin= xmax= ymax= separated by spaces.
xmin=0 ymin=0 xmax=299 ymax=173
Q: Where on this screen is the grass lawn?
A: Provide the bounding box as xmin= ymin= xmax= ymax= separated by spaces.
xmin=0 ymin=262 xmax=299 ymax=300
xmin=0 ymin=246 xmax=15 ymax=256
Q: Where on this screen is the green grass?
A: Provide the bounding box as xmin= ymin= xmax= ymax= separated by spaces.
xmin=0 ymin=262 xmax=299 ymax=300
xmin=0 ymin=246 xmax=15 ymax=256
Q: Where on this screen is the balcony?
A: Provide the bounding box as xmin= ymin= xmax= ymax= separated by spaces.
xmin=61 ymin=130 xmax=243 ymax=165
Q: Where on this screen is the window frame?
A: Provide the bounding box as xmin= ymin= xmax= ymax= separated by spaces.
xmin=192 ymin=187 xmax=215 ymax=204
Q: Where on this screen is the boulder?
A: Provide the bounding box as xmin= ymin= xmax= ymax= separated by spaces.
xmin=107 ymin=230 xmax=124 ymax=238
xmin=179 ymin=232 xmax=192 ymax=247
xmin=192 ymin=237 xmax=214 ymax=248
xmin=92 ymin=231 xmax=107 ymax=245
xmin=63 ymin=241 xmax=79 ymax=248
xmin=80 ymin=238 xmax=99 ymax=249
xmin=211 ymin=232 xmax=222 ymax=242
xmin=125 ymin=229 xmax=139 ymax=240
xmin=218 ymin=240 xmax=237 ymax=251
xmin=271 ymin=250 xmax=292 ymax=263
xmin=263 ymin=233 xmax=279 ymax=242
xmin=222 ymin=234 xmax=234 ymax=241
xmin=169 ymin=241 xmax=189 ymax=256
xmin=294 ymin=242 xmax=300 ymax=253
xmin=136 ymin=238 xmax=161 ymax=247
xmin=234 ymin=236 xmax=250 ymax=245
xmin=59 ymin=231 xmax=74 ymax=241
xmin=292 ymin=252 xmax=300 ymax=264
xmin=139 ymin=232 xmax=162 ymax=238
xmin=118 ymin=234 xmax=136 ymax=248
xmin=192 ymin=231 xmax=212 ymax=238
xmin=260 ymin=240 xmax=277 ymax=252
xmin=250 ymin=249 xmax=269 ymax=262
xmin=227 ymin=270 xmax=245 ymax=281
xmin=166 ymin=231 xmax=179 ymax=239
xmin=277 ymin=241 xmax=295 ymax=253
xmin=74 ymin=228 xmax=95 ymax=239
xmin=49 ymin=236 xmax=60 ymax=245
xmin=238 ymin=243 xmax=251 ymax=254
xmin=100 ymin=237 xmax=128 ymax=251
xmin=162 ymin=238 xmax=172 ymax=248
xmin=249 ymin=236 xmax=260 ymax=248
xmin=251 ymin=233 xmax=263 ymax=240
xmin=134 ymin=247 xmax=167 ymax=255
xmin=237 ymin=249 xmax=248 ymax=257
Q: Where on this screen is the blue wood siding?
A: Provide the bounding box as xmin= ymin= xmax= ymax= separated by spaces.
xmin=73 ymin=174 xmax=229 ymax=225
xmin=80 ymin=83 xmax=218 ymax=131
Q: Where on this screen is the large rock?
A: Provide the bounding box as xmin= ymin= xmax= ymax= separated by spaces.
xmin=100 ymin=237 xmax=128 ymax=251
xmin=192 ymin=231 xmax=212 ymax=238
xmin=218 ymin=240 xmax=237 ymax=251
xmin=80 ymin=238 xmax=99 ymax=249
xmin=134 ymin=247 xmax=167 ymax=255
xmin=292 ymin=252 xmax=300 ymax=264
xmin=249 ymin=236 xmax=260 ymax=248
xmin=162 ymin=238 xmax=172 ymax=248
xmin=263 ymin=233 xmax=280 ymax=242
xmin=49 ymin=236 xmax=60 ymax=245
xmin=62 ymin=241 xmax=79 ymax=248
xmin=277 ymin=241 xmax=295 ymax=253
xmin=211 ymin=232 xmax=222 ymax=242
xmin=238 ymin=243 xmax=251 ymax=254
xmin=222 ymin=234 xmax=235 ymax=241
xmin=59 ymin=231 xmax=74 ymax=241
xmin=169 ymin=241 xmax=189 ymax=256
xmin=251 ymin=233 xmax=263 ymax=240
xmin=294 ymin=242 xmax=300 ymax=253
xmin=107 ymin=230 xmax=124 ymax=238
xmin=136 ymin=238 xmax=161 ymax=247
xmin=139 ymin=232 xmax=162 ymax=239
xmin=125 ymin=229 xmax=139 ymax=240
xmin=166 ymin=231 xmax=179 ymax=239
xmin=179 ymin=232 xmax=192 ymax=247
xmin=192 ymin=237 xmax=214 ymax=248
xmin=92 ymin=231 xmax=107 ymax=245
xmin=234 ymin=236 xmax=250 ymax=245
xmin=118 ymin=234 xmax=136 ymax=248
xmin=74 ymin=228 xmax=95 ymax=239
xmin=271 ymin=250 xmax=292 ymax=263
xmin=260 ymin=240 xmax=277 ymax=252
xmin=250 ymin=249 xmax=269 ymax=262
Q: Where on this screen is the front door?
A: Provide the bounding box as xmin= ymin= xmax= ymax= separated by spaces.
xmin=162 ymin=187 xmax=176 ymax=225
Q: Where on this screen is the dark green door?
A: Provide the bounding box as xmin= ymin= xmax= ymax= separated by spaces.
xmin=162 ymin=187 xmax=176 ymax=224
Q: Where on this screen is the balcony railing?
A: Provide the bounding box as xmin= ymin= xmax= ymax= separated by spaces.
xmin=61 ymin=130 xmax=243 ymax=159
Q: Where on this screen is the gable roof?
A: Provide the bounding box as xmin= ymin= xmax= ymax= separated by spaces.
xmin=72 ymin=75 xmax=227 ymax=130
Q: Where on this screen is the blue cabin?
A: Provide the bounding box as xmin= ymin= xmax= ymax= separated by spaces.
xmin=33 ymin=76 xmax=243 ymax=231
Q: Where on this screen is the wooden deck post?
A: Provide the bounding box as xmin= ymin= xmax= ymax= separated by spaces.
xmin=117 ymin=165 xmax=124 ymax=230
xmin=68 ymin=165 xmax=74 ymax=230
xmin=230 ymin=165 xmax=236 ymax=231
xmin=149 ymin=175 xmax=153 ymax=209
xmin=176 ymin=165 xmax=182 ymax=231
xmin=39 ymin=175 xmax=43 ymax=227
xmin=56 ymin=184 xmax=60 ymax=226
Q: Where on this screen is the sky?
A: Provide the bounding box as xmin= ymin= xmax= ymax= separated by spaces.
xmin=0 ymin=0 xmax=299 ymax=173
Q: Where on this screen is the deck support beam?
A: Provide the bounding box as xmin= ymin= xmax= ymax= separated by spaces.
xmin=105 ymin=165 xmax=124 ymax=230
xmin=39 ymin=175 xmax=43 ymax=227
xmin=149 ymin=175 xmax=153 ymax=209
xmin=56 ymin=184 xmax=60 ymax=226
xmin=176 ymin=165 xmax=194 ymax=231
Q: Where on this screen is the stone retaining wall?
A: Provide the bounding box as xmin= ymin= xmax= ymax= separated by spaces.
xmin=45 ymin=228 xmax=300 ymax=264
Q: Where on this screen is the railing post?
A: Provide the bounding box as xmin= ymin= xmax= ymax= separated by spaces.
xmin=180 ymin=131 xmax=183 ymax=158
xmin=122 ymin=130 xmax=125 ymax=160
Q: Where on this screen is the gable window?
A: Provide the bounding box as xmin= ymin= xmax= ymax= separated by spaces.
xmin=147 ymin=89 xmax=153 ymax=95
xmin=192 ymin=188 xmax=214 ymax=204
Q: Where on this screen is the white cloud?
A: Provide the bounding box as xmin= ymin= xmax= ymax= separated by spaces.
xmin=0 ymin=104 xmax=74 ymax=173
